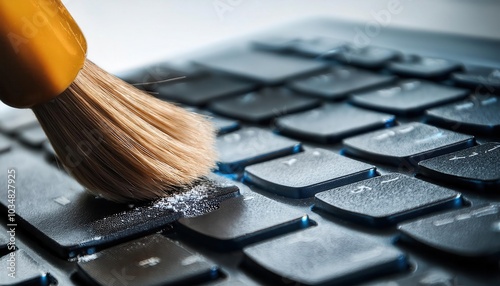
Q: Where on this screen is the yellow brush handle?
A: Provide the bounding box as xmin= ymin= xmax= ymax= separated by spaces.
xmin=0 ymin=0 xmax=87 ymax=108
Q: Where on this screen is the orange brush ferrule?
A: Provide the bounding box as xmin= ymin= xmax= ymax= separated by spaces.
xmin=0 ymin=0 xmax=87 ymax=108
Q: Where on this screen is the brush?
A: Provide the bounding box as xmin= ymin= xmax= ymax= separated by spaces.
xmin=0 ymin=0 xmax=217 ymax=202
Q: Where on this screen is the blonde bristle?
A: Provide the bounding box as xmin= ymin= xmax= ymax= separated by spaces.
xmin=32 ymin=60 xmax=217 ymax=202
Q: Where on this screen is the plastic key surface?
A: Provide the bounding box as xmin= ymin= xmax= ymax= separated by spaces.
xmin=426 ymin=95 xmax=500 ymax=136
xmin=209 ymin=87 xmax=320 ymax=123
xmin=350 ymin=80 xmax=468 ymax=116
xmin=315 ymin=174 xmax=462 ymax=226
xmin=398 ymin=203 xmax=500 ymax=260
xmin=78 ymin=234 xmax=219 ymax=286
xmin=388 ymin=56 xmax=461 ymax=79
xmin=275 ymin=103 xmax=395 ymax=143
xmin=216 ymin=128 xmax=302 ymax=173
xmin=157 ymin=74 xmax=257 ymax=106
xmin=252 ymin=36 xmax=299 ymax=52
xmin=288 ymin=66 xmax=395 ymax=100
xmin=418 ymin=142 xmax=500 ymax=190
xmin=187 ymin=108 xmax=240 ymax=135
xmin=196 ymin=49 xmax=327 ymax=85
xmin=343 ymin=122 xmax=475 ymax=167
xmin=452 ymin=66 xmax=500 ymax=91
xmin=243 ymin=226 xmax=407 ymax=286
xmin=0 ymin=250 xmax=51 ymax=286
xmin=177 ymin=190 xmax=311 ymax=251
xmin=336 ymin=46 xmax=400 ymax=69
xmin=0 ymin=150 xmax=238 ymax=258
xmin=244 ymin=148 xmax=376 ymax=198
xmin=288 ymin=37 xmax=347 ymax=57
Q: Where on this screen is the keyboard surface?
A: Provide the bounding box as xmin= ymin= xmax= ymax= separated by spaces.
xmin=1 ymin=18 xmax=500 ymax=285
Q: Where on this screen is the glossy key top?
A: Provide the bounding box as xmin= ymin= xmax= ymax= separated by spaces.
xmin=388 ymin=55 xmax=462 ymax=79
xmin=343 ymin=122 xmax=475 ymax=168
xmin=336 ymin=46 xmax=400 ymax=69
xmin=177 ymin=190 xmax=311 ymax=251
xmin=452 ymin=66 xmax=500 ymax=92
xmin=244 ymin=148 xmax=376 ymax=198
xmin=78 ymin=234 xmax=219 ymax=286
xmin=216 ymin=128 xmax=302 ymax=173
xmin=243 ymin=226 xmax=408 ymax=285
xmin=288 ymin=66 xmax=395 ymax=100
xmin=418 ymin=142 xmax=500 ymax=190
xmin=157 ymin=73 xmax=257 ymax=106
xmin=0 ymin=150 xmax=238 ymax=258
xmin=315 ymin=174 xmax=462 ymax=226
xmin=426 ymin=95 xmax=500 ymax=136
xmin=209 ymin=87 xmax=320 ymax=123
xmin=289 ymin=37 xmax=347 ymax=57
xmin=196 ymin=49 xmax=327 ymax=85
xmin=275 ymin=103 xmax=395 ymax=143
xmin=350 ymin=80 xmax=468 ymax=116
xmin=399 ymin=203 xmax=500 ymax=260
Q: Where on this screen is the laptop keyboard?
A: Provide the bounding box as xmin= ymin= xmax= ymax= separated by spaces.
xmin=1 ymin=19 xmax=500 ymax=285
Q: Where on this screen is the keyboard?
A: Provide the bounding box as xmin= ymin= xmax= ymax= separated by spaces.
xmin=1 ymin=18 xmax=499 ymax=285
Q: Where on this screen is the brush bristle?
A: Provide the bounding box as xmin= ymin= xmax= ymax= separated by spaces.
xmin=32 ymin=60 xmax=217 ymax=202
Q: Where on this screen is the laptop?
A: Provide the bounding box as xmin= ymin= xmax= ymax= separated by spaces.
xmin=0 ymin=1 xmax=499 ymax=285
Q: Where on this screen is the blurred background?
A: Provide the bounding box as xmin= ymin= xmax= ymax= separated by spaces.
xmin=63 ymin=0 xmax=500 ymax=73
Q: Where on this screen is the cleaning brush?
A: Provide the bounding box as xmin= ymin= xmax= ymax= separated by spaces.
xmin=0 ymin=0 xmax=217 ymax=202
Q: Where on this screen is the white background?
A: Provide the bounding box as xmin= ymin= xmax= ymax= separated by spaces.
xmin=63 ymin=0 xmax=500 ymax=73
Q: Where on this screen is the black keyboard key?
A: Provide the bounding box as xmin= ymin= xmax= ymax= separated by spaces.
xmin=197 ymin=110 xmax=240 ymax=135
xmin=362 ymin=269 xmax=488 ymax=286
xmin=399 ymin=203 xmax=500 ymax=260
xmin=244 ymin=148 xmax=375 ymax=198
xmin=216 ymin=128 xmax=301 ymax=173
xmin=288 ymin=67 xmax=395 ymax=100
xmin=78 ymin=234 xmax=219 ymax=286
xmin=252 ymin=36 xmax=299 ymax=52
xmin=350 ymin=80 xmax=468 ymax=116
xmin=0 ymin=108 xmax=38 ymax=134
xmin=275 ymin=103 xmax=395 ymax=143
xmin=0 ymin=250 xmax=51 ymax=286
xmin=452 ymin=66 xmax=500 ymax=92
xmin=336 ymin=46 xmax=400 ymax=69
xmin=182 ymin=107 xmax=240 ymax=135
xmin=243 ymin=226 xmax=408 ymax=285
xmin=209 ymin=88 xmax=320 ymax=123
xmin=0 ymin=150 xmax=238 ymax=258
xmin=196 ymin=49 xmax=327 ymax=85
xmin=388 ymin=55 xmax=462 ymax=79
xmin=118 ymin=62 xmax=203 ymax=92
xmin=177 ymin=191 xmax=311 ymax=251
xmin=426 ymin=95 xmax=500 ymax=136
xmin=418 ymin=143 xmax=500 ymax=190
xmin=157 ymin=74 xmax=257 ymax=106
xmin=0 ymin=134 xmax=11 ymax=153
xmin=18 ymin=125 xmax=47 ymax=147
xmin=343 ymin=122 xmax=475 ymax=167
xmin=315 ymin=174 xmax=462 ymax=226
xmin=289 ymin=37 xmax=347 ymax=57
